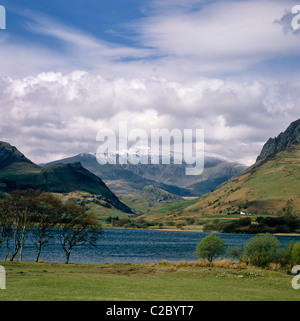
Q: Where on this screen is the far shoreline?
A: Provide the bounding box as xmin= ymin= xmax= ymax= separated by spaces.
xmin=103 ymin=226 xmax=300 ymax=236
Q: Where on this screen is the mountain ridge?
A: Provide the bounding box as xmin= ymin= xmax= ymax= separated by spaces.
xmin=0 ymin=141 xmax=35 ymax=170
xmin=0 ymin=141 xmax=132 ymax=213
xmin=172 ymin=119 xmax=300 ymax=217
xmin=42 ymin=152 xmax=247 ymax=197
xmin=256 ymin=119 xmax=300 ymax=162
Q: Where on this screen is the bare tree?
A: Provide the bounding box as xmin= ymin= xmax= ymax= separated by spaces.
xmin=2 ymin=192 xmax=23 ymax=261
xmin=0 ymin=190 xmax=102 ymax=264
xmin=3 ymin=190 xmax=38 ymax=261
xmin=59 ymin=203 xmax=102 ymax=264
xmin=0 ymin=200 xmax=13 ymax=259
xmin=18 ymin=189 xmax=40 ymax=261
xmin=31 ymin=193 xmax=63 ymax=262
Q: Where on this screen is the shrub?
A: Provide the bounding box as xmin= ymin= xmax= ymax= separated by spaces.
xmin=195 ymin=234 xmax=226 ymax=263
xmin=227 ymin=246 xmax=243 ymax=261
xmin=255 ymin=216 xmax=300 ymax=233
xmin=291 ymin=242 xmax=300 ymax=263
xmin=176 ymin=222 xmax=184 ymax=229
xmin=106 ymin=216 xmax=119 ymax=223
xmin=219 ymin=216 xmax=300 ymax=234
xmin=243 ymin=235 xmax=280 ymax=267
xmin=185 ymin=218 xmax=195 ymax=225
xmin=278 ymin=241 xmax=295 ymax=266
xmin=112 ymin=218 xmax=130 ymax=227
xmin=203 ymin=222 xmax=226 ymax=232
xmin=222 ymin=217 xmax=252 ymax=233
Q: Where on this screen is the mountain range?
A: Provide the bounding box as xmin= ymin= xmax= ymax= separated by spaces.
xmin=0 ymin=141 xmax=132 ymax=213
xmin=165 ymin=119 xmax=300 ymax=217
xmin=3 ymin=118 xmax=300 ymax=222
xmin=42 ymin=152 xmax=246 ymax=197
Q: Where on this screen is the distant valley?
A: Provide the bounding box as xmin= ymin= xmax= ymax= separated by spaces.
xmin=153 ymin=119 xmax=300 ymax=221
xmin=42 ymin=152 xmax=246 ymax=197
xmin=3 ymin=119 xmax=300 ymax=234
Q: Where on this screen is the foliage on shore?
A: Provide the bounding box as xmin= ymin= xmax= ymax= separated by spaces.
xmin=203 ymin=215 xmax=300 ymax=234
xmin=197 ymin=234 xmax=300 ymax=271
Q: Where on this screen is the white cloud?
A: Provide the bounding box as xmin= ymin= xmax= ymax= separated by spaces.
xmin=130 ymin=0 xmax=299 ymax=74
xmin=5 ymin=0 xmax=299 ymax=79
xmin=1 ymin=70 xmax=300 ymax=166
xmin=1 ymin=0 xmax=300 ymax=168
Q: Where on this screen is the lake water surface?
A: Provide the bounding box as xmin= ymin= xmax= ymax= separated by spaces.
xmin=1 ymin=228 xmax=300 ymax=264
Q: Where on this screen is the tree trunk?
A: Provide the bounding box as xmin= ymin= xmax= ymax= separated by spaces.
xmin=0 ymin=226 xmax=4 ymax=249
xmin=19 ymin=224 xmax=27 ymax=261
xmin=35 ymin=228 xmax=45 ymax=262
xmin=5 ymin=236 xmax=10 ymax=260
xmin=35 ymin=244 xmax=42 ymax=263
xmin=65 ymin=249 xmax=71 ymax=264
xmin=10 ymin=226 xmax=21 ymax=261
xmin=36 ymin=245 xmax=42 ymax=262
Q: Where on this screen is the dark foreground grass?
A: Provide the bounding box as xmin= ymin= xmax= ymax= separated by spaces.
xmin=0 ymin=261 xmax=299 ymax=301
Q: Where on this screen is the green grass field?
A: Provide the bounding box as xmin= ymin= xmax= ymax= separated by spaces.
xmin=0 ymin=261 xmax=299 ymax=301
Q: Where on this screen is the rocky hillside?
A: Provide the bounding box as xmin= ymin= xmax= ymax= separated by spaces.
xmin=139 ymin=185 xmax=183 ymax=204
xmin=256 ymin=119 xmax=300 ymax=162
xmin=174 ymin=119 xmax=300 ymax=216
xmin=0 ymin=142 xmax=132 ymax=213
xmin=0 ymin=142 xmax=35 ymax=169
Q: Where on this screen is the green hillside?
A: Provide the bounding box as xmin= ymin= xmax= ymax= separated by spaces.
xmin=137 ymin=120 xmax=300 ymax=230
xmin=180 ymin=144 xmax=300 ymax=216
xmin=135 ymin=147 xmax=300 ymax=230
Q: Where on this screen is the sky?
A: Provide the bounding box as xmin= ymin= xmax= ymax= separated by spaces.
xmin=1 ymin=0 xmax=300 ymax=166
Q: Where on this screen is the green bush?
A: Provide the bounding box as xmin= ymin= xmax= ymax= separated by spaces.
xmin=227 ymin=246 xmax=243 ymax=261
xmin=106 ymin=216 xmax=119 ymax=223
xmin=222 ymin=217 xmax=251 ymax=233
xmin=291 ymin=242 xmax=300 ymax=263
xmin=278 ymin=241 xmax=295 ymax=266
xmin=215 ymin=216 xmax=300 ymax=234
xmin=243 ymin=235 xmax=280 ymax=267
xmin=195 ymin=234 xmax=226 ymax=263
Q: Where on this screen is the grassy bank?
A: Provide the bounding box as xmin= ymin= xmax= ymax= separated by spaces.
xmin=0 ymin=261 xmax=299 ymax=301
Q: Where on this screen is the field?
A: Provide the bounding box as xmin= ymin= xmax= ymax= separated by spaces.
xmin=0 ymin=261 xmax=299 ymax=301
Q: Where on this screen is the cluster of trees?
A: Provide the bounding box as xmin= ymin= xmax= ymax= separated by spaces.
xmin=195 ymin=234 xmax=300 ymax=268
xmin=0 ymin=189 xmax=102 ymax=263
xmin=106 ymin=216 xmax=153 ymax=229
xmin=204 ymin=215 xmax=300 ymax=234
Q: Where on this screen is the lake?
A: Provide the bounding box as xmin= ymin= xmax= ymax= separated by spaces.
xmin=1 ymin=228 xmax=300 ymax=264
